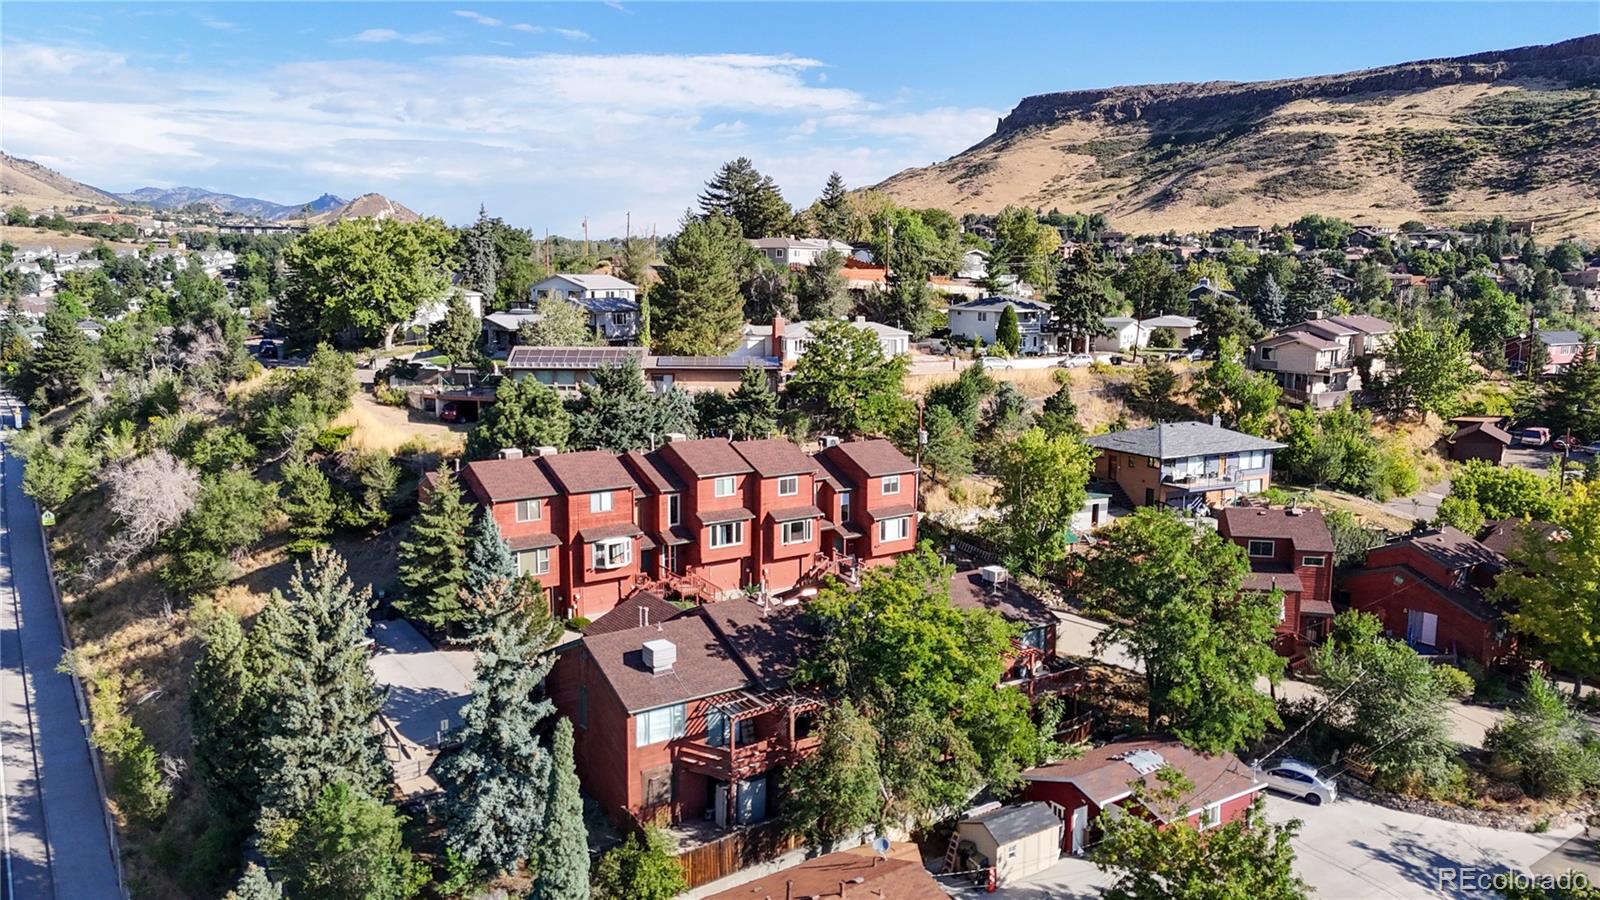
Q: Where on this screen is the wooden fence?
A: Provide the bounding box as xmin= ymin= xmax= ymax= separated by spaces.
xmin=674 ymin=820 xmax=805 ymax=889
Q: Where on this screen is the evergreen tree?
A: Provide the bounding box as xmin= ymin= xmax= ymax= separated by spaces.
xmin=860 ymin=275 xmax=935 ymax=339
xmin=258 ymin=549 xmax=387 ymax=822
xmin=466 ymin=375 xmax=571 ymax=459
xmin=995 ymin=305 xmax=1021 ymax=355
xmin=429 ymin=290 xmax=482 ymax=366
xmin=398 ymin=467 xmax=474 ymax=630
xmin=464 ymin=205 xmax=499 ymax=304
xmin=1052 ymin=247 xmax=1119 ymax=350
xmin=437 ymin=578 xmax=562 ymax=878
xmin=1037 ymin=379 xmax=1080 ymax=437
xmin=529 ymin=717 xmax=590 ymax=900
xmin=570 ymin=358 xmax=694 ymax=452
xmin=26 ymin=300 xmax=92 ymax=407
xmin=815 ymin=171 xmax=850 ymax=241
xmin=225 ymin=864 xmax=284 ymax=900
xmin=1249 ymin=273 xmax=1287 ymax=329
xmin=191 ymin=607 xmax=271 ymax=820
xmin=637 ymin=291 xmax=652 ymax=349
xmin=698 ymin=157 xmax=792 ymax=238
xmin=280 ymin=454 xmax=336 ymax=554
xmin=338 ymin=449 xmax=401 ymax=532
xmin=465 ymin=508 xmax=517 ymax=600
xmin=722 ymin=365 xmax=779 ymax=440
xmin=794 ymin=249 xmax=850 ymax=320
xmin=653 ymin=213 xmax=748 ymax=355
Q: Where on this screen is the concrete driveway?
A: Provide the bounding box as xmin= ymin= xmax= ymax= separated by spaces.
xmin=949 ymin=795 xmax=1581 ymax=899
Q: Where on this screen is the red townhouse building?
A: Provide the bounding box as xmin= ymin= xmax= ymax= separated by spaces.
xmin=457 ymin=436 xmax=917 ymax=621
xmin=1340 ymin=527 xmax=1513 ymax=665
xmin=549 ymin=594 xmax=824 ymax=829
xmin=1021 ymin=737 xmax=1263 ymax=856
xmin=1216 ymin=506 xmax=1336 ymax=656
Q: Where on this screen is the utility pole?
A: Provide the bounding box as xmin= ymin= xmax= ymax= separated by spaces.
xmin=582 ymin=217 xmax=590 ymax=262
xmin=543 ymin=229 xmax=551 ymax=276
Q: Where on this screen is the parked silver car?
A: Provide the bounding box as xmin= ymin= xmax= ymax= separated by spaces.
xmin=1252 ymin=758 xmax=1338 ymax=805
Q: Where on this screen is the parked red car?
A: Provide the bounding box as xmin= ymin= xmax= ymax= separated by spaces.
xmin=438 ymin=401 xmax=461 ymax=423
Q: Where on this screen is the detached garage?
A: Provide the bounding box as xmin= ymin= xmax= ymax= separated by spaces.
xmin=953 ymin=801 xmax=1063 ymax=887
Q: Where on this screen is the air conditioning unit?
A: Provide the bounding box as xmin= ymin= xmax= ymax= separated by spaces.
xmin=980 ymin=564 xmax=1008 ymax=586
xmin=533 ymin=446 xmax=559 ymax=457
xmin=820 ymin=435 xmax=842 ymax=449
xmin=498 ymin=447 xmax=524 ymax=460
xmin=664 ymin=432 xmax=690 ymax=443
xmin=642 ymin=639 xmax=676 ymax=674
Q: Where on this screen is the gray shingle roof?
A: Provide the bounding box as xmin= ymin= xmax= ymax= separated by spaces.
xmin=962 ymin=802 xmax=1062 ymax=845
xmin=1085 ymin=421 xmax=1285 ymax=460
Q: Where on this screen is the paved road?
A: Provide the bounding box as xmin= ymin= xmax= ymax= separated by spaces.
xmin=0 ymin=426 xmax=123 ymax=899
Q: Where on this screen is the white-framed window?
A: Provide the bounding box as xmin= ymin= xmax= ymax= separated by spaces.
xmin=878 ymin=516 xmax=910 ymax=543
xmin=781 ymin=519 xmax=812 ymax=545
xmin=882 ymin=474 xmax=901 ymax=495
xmin=590 ymin=491 xmax=613 ymax=513
xmin=591 ymin=537 xmax=631 ymax=570
xmin=1200 ymin=802 xmax=1222 ymax=829
xmin=635 ymin=703 xmax=686 ymax=747
xmin=1243 ymin=479 xmax=1264 ymax=494
xmin=515 ymin=499 xmax=540 ymax=523
xmin=1240 ymin=450 xmax=1267 ymax=470
xmin=710 ymin=521 xmax=744 ymax=549
xmin=838 ymin=491 xmax=852 ymax=520
xmin=1302 ymin=555 xmax=1327 ymax=568
xmin=611 ymin=311 xmax=629 ymax=326
xmin=1248 ymin=539 xmax=1275 ymax=558
xmin=714 ymin=476 xmax=737 ymax=497
xmin=517 ymin=548 xmax=551 ymax=576
xmin=666 ymin=493 xmax=681 ymax=526
xmin=777 ymin=475 xmax=799 ymax=497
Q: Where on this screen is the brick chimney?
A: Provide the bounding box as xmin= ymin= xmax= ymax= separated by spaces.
xmin=771 ymin=314 xmax=787 ymax=361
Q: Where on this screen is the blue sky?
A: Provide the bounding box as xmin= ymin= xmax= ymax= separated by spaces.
xmin=2 ymin=2 xmax=1594 ymax=235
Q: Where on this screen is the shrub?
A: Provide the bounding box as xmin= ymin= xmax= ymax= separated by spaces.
xmin=592 ymin=828 xmax=686 ymax=900
xmin=1433 ymin=664 xmax=1476 ymax=699
xmin=1486 ymin=673 xmax=1600 ymax=799
xmin=1089 ymin=361 xmax=1115 ymax=376
xmin=372 ymin=384 xmax=409 ymax=407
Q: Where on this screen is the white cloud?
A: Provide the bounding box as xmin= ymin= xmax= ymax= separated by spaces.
xmin=453 ymin=9 xmax=503 ymax=27
xmin=510 ymin=23 xmax=543 ymax=33
xmin=198 ymin=15 xmax=239 ymax=32
xmin=553 ymin=28 xmax=593 ymax=42
xmin=348 ymin=28 xmax=444 ymax=45
xmin=0 ymin=40 xmax=997 ymax=233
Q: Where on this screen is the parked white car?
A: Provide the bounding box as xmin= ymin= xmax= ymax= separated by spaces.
xmin=1252 ymin=758 xmax=1338 ymax=806
xmin=1056 ymin=353 xmax=1095 ymax=368
xmin=980 ymin=356 xmax=1014 ymax=371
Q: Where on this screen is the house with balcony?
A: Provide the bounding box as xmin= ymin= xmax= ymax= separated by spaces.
xmin=947 ymin=296 xmax=1053 ymax=354
xmin=1216 ymin=506 xmax=1336 ymax=657
xmin=1247 ymin=314 xmax=1394 ymax=408
xmin=529 ymin=273 xmax=640 ymax=344
xmin=549 ymin=597 xmax=825 ymax=830
xmin=455 ymin=436 xmax=917 ymax=620
xmin=1084 ymin=421 xmax=1283 ymax=513
xmin=1340 ymin=527 xmax=1513 ymax=665
xmin=736 ymin=316 xmax=910 ymax=367
xmin=949 ymin=567 xmax=1086 ymax=712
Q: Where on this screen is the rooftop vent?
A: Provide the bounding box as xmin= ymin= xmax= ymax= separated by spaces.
xmin=1120 ymin=749 xmax=1167 ymax=775
xmin=664 ymin=432 xmax=690 ymax=443
xmin=641 ymin=638 xmax=676 ymax=674
xmin=498 ymin=447 xmax=524 ymax=460
xmin=533 ymin=446 xmax=559 ymax=457
xmin=980 ymin=564 xmax=1008 ymax=586
xmin=820 ymin=435 xmax=841 ymax=449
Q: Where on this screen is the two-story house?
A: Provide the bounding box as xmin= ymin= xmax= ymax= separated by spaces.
xmin=549 ymin=597 xmax=824 ymax=830
xmin=747 ymin=237 xmax=852 ymax=268
xmin=735 ymin=316 xmax=910 ymax=367
xmin=529 ymin=273 xmax=641 ymax=344
xmin=1247 ymin=314 xmax=1394 ymax=408
xmin=1084 ymin=421 xmax=1283 ymax=513
xmin=1506 ymin=330 xmax=1587 ymax=377
xmin=456 ymin=437 xmax=917 ymax=620
xmin=1216 ymin=506 xmax=1336 ymax=656
xmin=947 ymin=297 xmax=1052 ymax=354
xmin=1340 ymin=527 xmax=1512 ymax=665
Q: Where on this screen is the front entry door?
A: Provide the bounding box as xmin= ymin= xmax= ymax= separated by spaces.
xmin=1070 ymin=805 xmax=1088 ymax=855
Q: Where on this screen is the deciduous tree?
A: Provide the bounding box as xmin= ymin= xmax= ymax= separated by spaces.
xmin=784 ymin=320 xmax=912 ymax=438
xmin=782 ymin=700 xmax=881 ymax=844
xmin=518 ymin=296 xmax=599 ymax=347
xmin=988 ymin=205 xmax=1061 ymax=291
xmin=266 ymin=781 xmax=426 ymax=900
xmin=1372 ymin=322 xmax=1474 ymax=420
xmin=984 ymin=427 xmax=1093 ymax=574
xmin=1081 ymin=508 xmax=1283 ymax=752
xmin=1492 ymin=482 xmax=1600 ymax=694
xmin=592 ymin=828 xmax=685 ymax=900
xmin=281 ymin=218 xmax=455 ymax=348
xmin=1193 ymin=336 xmax=1281 ymax=437
xmin=1486 ymin=672 xmax=1600 ymax=798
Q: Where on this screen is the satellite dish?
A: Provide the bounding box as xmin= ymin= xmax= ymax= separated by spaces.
xmin=872 ymin=836 xmax=890 ymax=857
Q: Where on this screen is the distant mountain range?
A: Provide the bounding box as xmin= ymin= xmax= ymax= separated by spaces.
xmin=0 ymin=152 xmax=421 ymax=225
xmin=114 ymin=186 xmax=348 ymax=221
xmin=875 ymin=34 xmax=1600 ymax=239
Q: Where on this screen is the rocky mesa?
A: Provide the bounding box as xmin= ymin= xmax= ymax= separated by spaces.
xmin=875 ymin=34 xmax=1600 ymax=238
